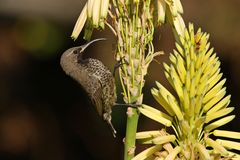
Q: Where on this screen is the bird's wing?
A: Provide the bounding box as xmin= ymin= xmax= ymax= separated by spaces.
xmin=89 ymin=76 xmax=104 ymax=116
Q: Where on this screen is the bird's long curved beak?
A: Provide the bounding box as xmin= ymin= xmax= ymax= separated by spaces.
xmin=66 ymin=38 xmax=106 ymax=57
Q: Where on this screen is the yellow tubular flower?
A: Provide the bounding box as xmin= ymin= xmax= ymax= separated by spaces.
xmin=100 ymin=0 xmax=109 ymax=18
xmin=207 ymin=95 xmax=231 ymax=114
xmin=136 ymin=130 xmax=162 ymax=139
xmin=203 ymin=79 xmax=226 ymax=111
xmin=205 ymin=137 xmax=228 ymax=156
xmin=165 ymin=146 xmax=181 ymax=160
xmin=228 ymin=151 xmax=240 ymax=159
xmin=92 ymin=0 xmax=101 ymax=26
xmin=87 ymin=0 xmax=94 ymax=18
xmin=216 ymin=139 xmax=240 ymax=151
xmin=205 ymin=115 xmax=235 ymax=132
xmin=205 ymin=107 xmax=234 ymax=123
xmin=152 ymin=135 xmax=176 ymax=144
xmin=141 ymin=104 xmax=173 ymax=121
xmin=213 ymin=130 xmax=240 ymax=139
xmin=156 ymin=0 xmax=166 ymax=24
xmin=151 ymin=88 xmax=175 ymax=116
xmin=138 ymin=106 xmax=172 ymax=127
xmin=196 ymin=143 xmax=211 ymax=160
xmin=132 ymin=145 xmax=162 ymax=160
xmin=167 ymin=95 xmax=183 ymax=120
xmin=203 ymin=87 xmax=226 ymax=112
xmin=173 ymin=14 xmax=185 ymax=36
xmin=173 ymin=0 xmax=183 ymax=14
xmin=71 ymin=3 xmax=87 ymax=40
xmin=99 ymin=0 xmax=110 ymax=28
xmin=139 ymin=135 xmax=176 ymax=145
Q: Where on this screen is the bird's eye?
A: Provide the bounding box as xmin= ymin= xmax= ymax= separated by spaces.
xmin=73 ymin=50 xmax=78 ymax=54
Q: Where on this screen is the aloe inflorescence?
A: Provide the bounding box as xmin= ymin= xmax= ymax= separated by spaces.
xmin=136 ymin=24 xmax=240 ymax=159
xmin=71 ymin=0 xmax=186 ymax=159
xmin=70 ymin=0 xmax=240 ymax=159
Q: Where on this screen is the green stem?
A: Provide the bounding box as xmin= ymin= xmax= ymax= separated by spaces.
xmin=124 ymin=108 xmax=139 ymax=160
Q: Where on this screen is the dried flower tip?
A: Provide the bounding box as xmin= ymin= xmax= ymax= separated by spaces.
xmin=129 ymin=86 xmax=138 ymax=97
xmin=126 ymin=107 xmax=134 ymax=117
xmin=128 ymin=146 xmax=136 ymax=156
xmin=133 ymin=59 xmax=140 ymax=68
xmin=130 ymin=46 xmax=137 ymax=56
xmin=136 ymin=94 xmax=143 ymax=105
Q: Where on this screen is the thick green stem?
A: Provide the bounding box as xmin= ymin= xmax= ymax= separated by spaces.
xmin=124 ymin=108 xmax=139 ymax=160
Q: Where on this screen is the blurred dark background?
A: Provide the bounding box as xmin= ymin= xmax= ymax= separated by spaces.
xmin=0 ymin=0 xmax=239 ymax=159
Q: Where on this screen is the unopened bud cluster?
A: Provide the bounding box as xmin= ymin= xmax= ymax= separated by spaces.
xmin=112 ymin=0 xmax=185 ymax=105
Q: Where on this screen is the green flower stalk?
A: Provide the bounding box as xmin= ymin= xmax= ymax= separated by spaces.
xmin=136 ymin=23 xmax=240 ymax=159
